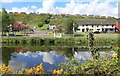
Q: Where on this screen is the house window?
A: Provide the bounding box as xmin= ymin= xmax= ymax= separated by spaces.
xmin=82 ymin=25 xmax=84 ymax=26
xmin=97 ymin=25 xmax=99 ymax=27
xmin=86 ymin=24 xmax=88 ymax=26
xmin=112 ymin=25 xmax=114 ymax=27
xmin=82 ymin=29 xmax=85 ymax=32
xmin=86 ymin=28 xmax=89 ymax=32
xmin=92 ymin=25 xmax=94 ymax=27
xmin=110 ymin=29 xmax=113 ymax=31
xmin=106 ymin=25 xmax=108 ymax=26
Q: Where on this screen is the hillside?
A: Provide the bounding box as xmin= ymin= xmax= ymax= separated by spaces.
xmin=0 ymin=12 xmax=119 ymax=28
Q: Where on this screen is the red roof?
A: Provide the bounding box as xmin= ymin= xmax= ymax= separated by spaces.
xmin=115 ymin=22 xmax=120 ymax=31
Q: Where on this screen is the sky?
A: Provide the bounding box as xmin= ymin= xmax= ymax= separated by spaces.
xmin=0 ymin=0 xmax=119 ymax=18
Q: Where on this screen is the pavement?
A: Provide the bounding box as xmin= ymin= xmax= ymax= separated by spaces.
xmin=27 ymin=30 xmax=50 ymax=37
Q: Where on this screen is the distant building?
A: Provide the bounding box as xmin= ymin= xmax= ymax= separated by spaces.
xmin=100 ymin=16 xmax=106 ymax=19
xmin=95 ymin=15 xmax=101 ymax=19
xmin=49 ymin=24 xmax=56 ymax=30
xmin=20 ymin=12 xmax=26 ymax=14
xmin=9 ymin=12 xmax=13 ymax=14
xmin=14 ymin=12 xmax=19 ymax=14
xmin=81 ymin=14 xmax=87 ymax=18
xmin=76 ymin=21 xmax=118 ymax=33
xmin=88 ymin=15 xmax=94 ymax=18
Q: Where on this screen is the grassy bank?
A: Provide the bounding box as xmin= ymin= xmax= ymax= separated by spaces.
xmin=1 ymin=33 xmax=119 ymax=46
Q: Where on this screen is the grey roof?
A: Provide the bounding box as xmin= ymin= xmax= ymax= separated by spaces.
xmin=77 ymin=21 xmax=115 ymax=25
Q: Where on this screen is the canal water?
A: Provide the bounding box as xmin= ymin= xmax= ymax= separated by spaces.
xmin=0 ymin=45 xmax=114 ymax=73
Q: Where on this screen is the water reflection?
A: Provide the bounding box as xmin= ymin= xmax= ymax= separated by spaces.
xmin=1 ymin=45 xmax=112 ymax=73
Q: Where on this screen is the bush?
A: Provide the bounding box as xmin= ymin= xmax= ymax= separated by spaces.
xmin=37 ymin=22 xmax=44 ymax=28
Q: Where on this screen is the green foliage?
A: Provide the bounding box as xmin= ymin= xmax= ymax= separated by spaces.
xmin=37 ymin=22 xmax=44 ymax=28
xmin=59 ymin=53 xmax=120 ymax=75
xmin=59 ymin=58 xmax=81 ymax=74
xmin=64 ymin=17 xmax=74 ymax=34
xmin=64 ymin=17 xmax=79 ymax=34
xmin=2 ymin=8 xmax=11 ymax=33
xmin=40 ymin=24 xmax=49 ymax=30
xmin=2 ymin=37 xmax=75 ymax=45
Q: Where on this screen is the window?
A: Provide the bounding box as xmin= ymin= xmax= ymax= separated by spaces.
xmin=112 ymin=25 xmax=114 ymax=27
xmin=97 ymin=25 xmax=99 ymax=27
xmin=82 ymin=25 xmax=84 ymax=26
xmin=82 ymin=29 xmax=85 ymax=32
xmin=110 ymin=29 xmax=113 ymax=31
xmin=92 ymin=25 xmax=94 ymax=27
xmin=86 ymin=28 xmax=89 ymax=32
xmin=106 ymin=25 xmax=108 ymax=26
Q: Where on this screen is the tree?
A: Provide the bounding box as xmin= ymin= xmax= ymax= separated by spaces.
xmin=37 ymin=22 xmax=44 ymax=28
xmin=73 ymin=23 xmax=79 ymax=32
xmin=64 ymin=17 xmax=78 ymax=34
xmin=2 ymin=8 xmax=11 ymax=35
xmin=64 ymin=17 xmax=74 ymax=34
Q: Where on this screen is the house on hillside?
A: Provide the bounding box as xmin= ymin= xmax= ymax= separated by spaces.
xmin=49 ymin=24 xmax=56 ymax=30
xmin=100 ymin=16 xmax=106 ymax=19
xmin=76 ymin=21 xmax=119 ymax=33
xmin=81 ymin=14 xmax=87 ymax=18
xmin=88 ymin=15 xmax=94 ymax=18
xmin=95 ymin=15 xmax=101 ymax=19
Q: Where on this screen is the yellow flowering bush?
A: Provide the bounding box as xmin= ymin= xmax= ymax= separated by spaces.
xmin=53 ymin=69 xmax=63 ymax=74
xmin=34 ymin=63 xmax=44 ymax=74
xmin=112 ymin=53 xmax=118 ymax=58
xmin=25 ymin=68 xmax=35 ymax=74
xmin=0 ymin=64 xmax=11 ymax=74
xmin=25 ymin=63 xmax=44 ymax=74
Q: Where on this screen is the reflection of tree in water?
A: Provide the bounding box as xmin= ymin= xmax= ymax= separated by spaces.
xmin=2 ymin=47 xmax=14 ymax=65
xmin=63 ymin=47 xmax=75 ymax=59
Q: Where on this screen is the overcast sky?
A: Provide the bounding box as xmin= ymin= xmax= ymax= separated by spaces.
xmin=0 ymin=0 xmax=119 ymax=18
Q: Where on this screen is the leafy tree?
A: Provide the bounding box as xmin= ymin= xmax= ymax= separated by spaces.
xmin=64 ymin=17 xmax=78 ymax=34
xmin=0 ymin=13 xmax=2 ymax=32
xmin=64 ymin=17 xmax=74 ymax=34
xmin=2 ymin=8 xmax=12 ymax=35
xmin=73 ymin=23 xmax=79 ymax=32
xmin=37 ymin=22 xmax=44 ymax=28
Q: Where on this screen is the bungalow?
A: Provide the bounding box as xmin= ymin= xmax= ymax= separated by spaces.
xmin=81 ymin=14 xmax=87 ymax=18
xmin=100 ymin=16 xmax=106 ymax=19
xmin=49 ymin=24 xmax=56 ymax=30
xmin=88 ymin=15 xmax=94 ymax=18
xmin=76 ymin=21 xmax=119 ymax=33
xmin=95 ymin=15 xmax=101 ymax=19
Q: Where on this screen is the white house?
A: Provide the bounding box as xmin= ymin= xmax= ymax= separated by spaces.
xmin=76 ymin=21 xmax=117 ymax=33
xmin=49 ymin=24 xmax=56 ymax=30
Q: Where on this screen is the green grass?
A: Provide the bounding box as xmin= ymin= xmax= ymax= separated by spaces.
xmin=94 ymin=33 xmax=118 ymax=39
xmin=40 ymin=24 xmax=49 ymax=30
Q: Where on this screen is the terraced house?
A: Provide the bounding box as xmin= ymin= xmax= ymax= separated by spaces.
xmin=76 ymin=21 xmax=120 ymax=33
